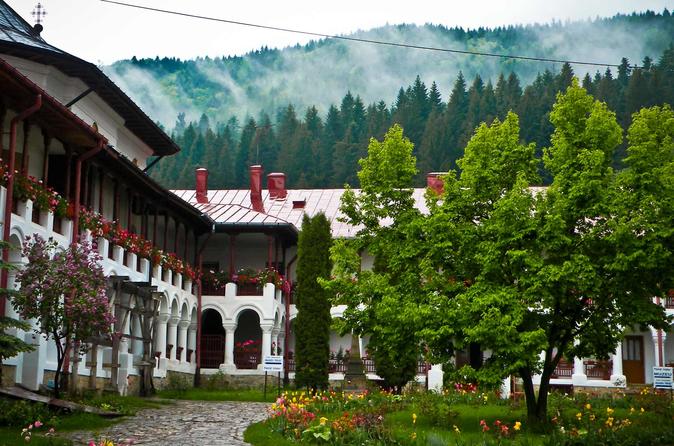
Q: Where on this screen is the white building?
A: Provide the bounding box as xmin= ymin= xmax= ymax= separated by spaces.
xmin=0 ymin=0 xmax=668 ymax=394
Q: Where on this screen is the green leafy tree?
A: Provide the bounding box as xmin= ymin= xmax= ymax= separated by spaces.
xmin=295 ymin=214 xmax=333 ymax=391
xmin=326 ymin=124 xmax=422 ymax=391
xmin=426 ymin=84 xmax=669 ymax=425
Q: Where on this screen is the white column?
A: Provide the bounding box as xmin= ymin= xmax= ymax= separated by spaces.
xmin=188 ymin=323 xmax=197 ymax=363
xmin=132 ymin=314 xmax=143 ymax=356
xmin=120 ymin=309 xmax=131 ymax=354
xmin=224 ymin=323 xmax=236 ymax=366
xmin=610 ymin=340 xmax=626 ymax=387
xmin=651 ymin=328 xmax=663 ymax=367
xmin=167 ymin=316 xmax=179 ymax=361
xmin=154 ymin=313 xmax=169 ymax=358
xmin=178 ymin=320 xmax=189 ymax=362
xmin=572 ymin=354 xmax=588 ymax=386
xmin=427 ymin=364 xmax=444 ymax=393
xmin=278 ymin=332 xmax=285 ymax=357
xmin=272 ymin=329 xmax=280 ymax=355
xmin=662 ymin=332 xmax=668 ymax=366
xmin=261 ymin=324 xmax=273 ymax=358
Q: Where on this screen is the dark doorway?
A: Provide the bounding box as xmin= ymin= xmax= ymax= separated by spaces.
xmin=200 ymin=309 xmax=225 ymax=368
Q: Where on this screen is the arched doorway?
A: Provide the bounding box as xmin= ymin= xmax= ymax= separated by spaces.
xmin=200 ymin=309 xmax=225 ymax=368
xmin=234 ymin=310 xmax=262 ymax=369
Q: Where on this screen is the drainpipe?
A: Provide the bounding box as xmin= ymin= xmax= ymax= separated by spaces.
xmin=72 ymin=140 xmax=105 ymax=243
xmin=283 ymin=254 xmax=297 ymax=385
xmin=194 ymin=226 xmax=214 ymax=386
xmin=0 ymin=95 xmax=42 ymax=316
xmin=62 ymin=139 xmax=105 ymax=385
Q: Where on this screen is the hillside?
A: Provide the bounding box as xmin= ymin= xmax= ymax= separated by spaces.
xmin=105 ymin=9 xmax=674 ymax=127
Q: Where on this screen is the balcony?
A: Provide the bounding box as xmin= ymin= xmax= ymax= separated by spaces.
xmin=583 ymin=360 xmax=612 ymax=380
xmin=551 ymin=358 xmax=574 ymax=379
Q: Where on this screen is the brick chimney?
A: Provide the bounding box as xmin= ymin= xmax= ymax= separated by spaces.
xmin=426 ymin=172 xmax=445 ymax=195
xmin=250 ymin=165 xmax=265 ymax=213
xmin=195 ymin=167 xmax=209 ymax=203
xmin=267 ymin=173 xmax=287 ymax=200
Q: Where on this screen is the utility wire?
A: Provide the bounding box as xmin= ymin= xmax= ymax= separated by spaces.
xmin=100 ymin=0 xmax=639 ymax=69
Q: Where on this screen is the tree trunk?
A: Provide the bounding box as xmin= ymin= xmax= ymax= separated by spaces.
xmin=519 ymin=368 xmax=538 ymax=423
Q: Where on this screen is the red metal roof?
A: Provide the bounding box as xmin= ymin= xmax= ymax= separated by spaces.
xmin=172 ymin=188 xmax=431 ymax=238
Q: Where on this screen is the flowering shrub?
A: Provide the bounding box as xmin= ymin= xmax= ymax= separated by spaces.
xmin=0 ymin=159 xmax=198 ymax=281
xmin=79 ymin=207 xmax=198 ymax=281
xmin=235 ymin=339 xmax=262 ymax=353
xmin=14 ymin=235 xmax=113 ymax=397
xmin=268 ymin=391 xmax=395 ymax=444
xmin=203 ymin=267 xmax=291 ymax=292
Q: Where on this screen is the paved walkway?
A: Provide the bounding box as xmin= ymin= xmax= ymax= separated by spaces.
xmin=68 ymin=401 xmax=269 ymax=446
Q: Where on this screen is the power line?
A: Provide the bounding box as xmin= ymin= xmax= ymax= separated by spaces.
xmin=100 ymin=0 xmax=639 ymax=69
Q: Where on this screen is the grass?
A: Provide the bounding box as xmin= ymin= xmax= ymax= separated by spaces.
xmin=244 ymin=421 xmax=297 ymax=446
xmin=157 ymin=387 xmax=280 ymax=402
xmin=0 ymin=428 xmax=71 ymax=445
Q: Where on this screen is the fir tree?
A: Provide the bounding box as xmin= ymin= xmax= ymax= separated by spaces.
xmin=294 ymin=213 xmax=333 ymax=391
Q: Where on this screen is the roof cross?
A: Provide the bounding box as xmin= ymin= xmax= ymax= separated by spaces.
xmin=31 ymin=2 xmax=47 ymax=25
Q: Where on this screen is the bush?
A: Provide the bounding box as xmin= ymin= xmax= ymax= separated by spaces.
xmin=0 ymin=398 xmax=54 ymax=427
xmin=203 ymin=370 xmax=230 ymax=390
xmin=165 ymin=372 xmax=191 ymax=393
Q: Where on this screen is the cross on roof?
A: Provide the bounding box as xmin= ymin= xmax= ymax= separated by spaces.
xmin=31 ymin=2 xmax=47 ymax=25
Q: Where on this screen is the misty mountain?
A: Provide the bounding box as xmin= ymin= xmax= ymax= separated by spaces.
xmin=104 ymin=9 xmax=674 ymax=127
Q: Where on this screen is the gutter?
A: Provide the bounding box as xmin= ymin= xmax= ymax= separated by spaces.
xmin=194 ymin=224 xmax=215 ymax=385
xmin=72 ymin=140 xmax=106 ymax=242
xmin=0 ymin=94 xmax=42 ymax=315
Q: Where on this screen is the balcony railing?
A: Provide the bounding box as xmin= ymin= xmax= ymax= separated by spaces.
xmin=551 ymin=358 xmax=574 ymax=379
xmin=584 ymin=360 xmax=612 ymax=380
xmin=666 ymin=297 xmax=674 ymax=309
xmin=234 ymin=351 xmax=261 ymax=369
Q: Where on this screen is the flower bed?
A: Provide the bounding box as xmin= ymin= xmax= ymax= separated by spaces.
xmin=202 ymin=267 xmax=292 ymax=294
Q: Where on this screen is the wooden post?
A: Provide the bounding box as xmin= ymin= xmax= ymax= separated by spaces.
xmin=98 ymin=170 xmax=105 ymax=215
xmin=20 ymin=120 xmax=30 ymax=175
xmin=41 ymin=130 xmax=51 ymax=183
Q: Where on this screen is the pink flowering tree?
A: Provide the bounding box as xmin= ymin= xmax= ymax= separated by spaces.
xmin=13 ymin=235 xmax=113 ymax=397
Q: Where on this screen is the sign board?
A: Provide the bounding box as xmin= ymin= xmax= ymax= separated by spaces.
xmin=653 ymin=366 xmax=673 ymax=390
xmin=263 ymin=355 xmax=284 ymax=372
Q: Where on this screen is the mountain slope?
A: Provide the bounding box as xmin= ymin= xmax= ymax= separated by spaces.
xmin=105 ymin=9 xmax=674 ymax=127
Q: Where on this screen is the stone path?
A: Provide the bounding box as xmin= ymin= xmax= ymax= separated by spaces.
xmin=68 ymin=401 xmax=269 ymax=446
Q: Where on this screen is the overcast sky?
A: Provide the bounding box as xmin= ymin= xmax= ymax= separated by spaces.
xmin=5 ymin=0 xmax=672 ymax=64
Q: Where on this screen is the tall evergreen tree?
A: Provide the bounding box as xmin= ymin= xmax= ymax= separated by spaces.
xmin=294 ymin=213 xmax=333 ymax=391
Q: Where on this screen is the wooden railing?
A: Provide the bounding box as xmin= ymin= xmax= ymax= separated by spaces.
xmin=234 ymin=351 xmax=261 ymax=369
xmin=200 ymin=335 xmax=224 ymax=368
xmin=584 ymin=360 xmax=612 ymax=380
xmin=666 ymin=297 xmax=674 ymax=309
xmin=552 ymin=359 xmax=574 ymax=379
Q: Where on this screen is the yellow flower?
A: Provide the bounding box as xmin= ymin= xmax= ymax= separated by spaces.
xmin=585 ymin=403 xmax=591 ymax=410
xmin=640 ymin=407 xmax=645 ymax=413
xmin=453 ymin=424 xmax=461 ymax=433
xmin=606 ymin=407 xmax=614 ymax=415
xmin=605 ymin=417 xmax=614 ymax=427
xmin=410 ymin=432 xmax=417 ymax=440
xmin=630 ymin=407 xmax=635 ymax=413
xmin=589 ymin=414 xmax=596 ymax=421
xmin=412 ymin=413 xmax=418 ymax=424
xmin=576 ymin=412 xmax=582 ymax=420
xmin=514 ymin=421 xmax=522 ymax=431
xmin=319 ymin=417 xmax=328 ymax=426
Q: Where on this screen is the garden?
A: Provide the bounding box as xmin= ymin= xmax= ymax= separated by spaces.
xmin=245 ymin=384 xmax=674 ymax=446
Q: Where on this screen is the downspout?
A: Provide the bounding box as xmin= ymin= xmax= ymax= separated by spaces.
xmin=72 ymin=140 xmax=105 ymax=242
xmin=0 ymin=94 xmax=42 ymax=316
xmin=64 ymin=138 xmax=104 ymax=384
xmin=283 ymin=254 xmax=297 ymax=385
xmin=194 ymin=225 xmax=215 ymax=386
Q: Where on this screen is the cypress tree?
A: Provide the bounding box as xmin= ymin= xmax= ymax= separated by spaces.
xmin=294 ymin=213 xmax=333 ymax=391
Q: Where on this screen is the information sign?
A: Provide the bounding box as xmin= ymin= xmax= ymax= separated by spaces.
xmin=263 ymin=355 xmax=284 ymax=372
xmin=653 ymin=366 xmax=673 ymax=390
